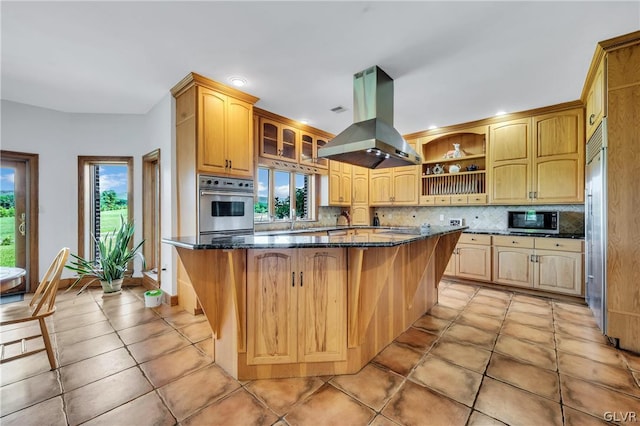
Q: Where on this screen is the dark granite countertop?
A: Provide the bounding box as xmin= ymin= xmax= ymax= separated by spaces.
xmin=463 ymin=229 xmax=584 ymax=239
xmin=162 ymin=225 xmax=467 ymax=250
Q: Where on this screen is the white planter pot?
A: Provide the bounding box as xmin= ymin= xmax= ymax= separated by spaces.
xmin=100 ymin=278 xmax=123 ymax=294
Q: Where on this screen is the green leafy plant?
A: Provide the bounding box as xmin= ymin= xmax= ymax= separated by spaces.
xmin=65 ymin=216 xmax=144 ymax=294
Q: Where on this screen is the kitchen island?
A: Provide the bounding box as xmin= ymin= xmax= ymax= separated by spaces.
xmin=163 ymin=225 xmax=465 ymax=380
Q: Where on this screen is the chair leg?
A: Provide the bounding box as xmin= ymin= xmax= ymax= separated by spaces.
xmin=39 ymin=317 xmax=56 ymax=370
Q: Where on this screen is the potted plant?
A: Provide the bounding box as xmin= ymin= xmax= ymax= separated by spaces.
xmin=66 ymin=216 xmax=145 ymax=294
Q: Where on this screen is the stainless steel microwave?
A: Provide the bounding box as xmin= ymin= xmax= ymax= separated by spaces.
xmin=507 ymin=210 xmax=559 ymax=234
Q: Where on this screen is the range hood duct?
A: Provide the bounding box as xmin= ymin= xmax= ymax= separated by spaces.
xmin=318 ymin=66 xmax=421 ymax=169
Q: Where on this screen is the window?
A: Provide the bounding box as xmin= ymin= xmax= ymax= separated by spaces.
xmin=78 ymin=157 xmax=133 ymax=260
xmin=254 ymin=167 xmax=315 ymax=223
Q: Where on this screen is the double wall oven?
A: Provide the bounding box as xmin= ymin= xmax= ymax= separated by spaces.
xmin=198 ymin=175 xmax=254 ymax=237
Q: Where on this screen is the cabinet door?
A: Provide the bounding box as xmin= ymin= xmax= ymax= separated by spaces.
xmin=489 ymin=118 xmax=531 ymax=204
xmin=247 ymin=250 xmax=298 ymax=365
xmin=315 ymin=137 xmax=329 ymax=168
xmin=492 ymin=246 xmax=533 ymax=287
xmin=260 ymin=120 xmax=280 ymax=158
xmin=457 ymin=244 xmax=491 ymax=281
xmin=352 ymin=166 xmax=369 ymax=205
xmin=328 ymin=161 xmax=351 ymax=206
xmin=369 ymin=170 xmax=392 ymax=205
xmin=300 ymin=133 xmax=315 ymax=166
xmin=298 ymin=249 xmax=347 ymax=362
xmin=281 ymin=126 xmax=298 ymax=161
xmin=198 ymin=88 xmax=227 ymax=174
xmin=586 ymin=58 xmax=605 ymax=140
xmin=351 ymin=205 xmax=370 ymax=226
xmin=226 ymin=98 xmax=253 ymax=178
xmin=300 ymin=133 xmax=329 ymax=169
xmin=392 ymin=167 xmax=419 ymax=204
xmin=340 ymin=164 xmax=352 ymax=205
xmin=534 ymin=250 xmax=583 ymax=295
xmin=533 ymin=109 xmax=584 ymax=203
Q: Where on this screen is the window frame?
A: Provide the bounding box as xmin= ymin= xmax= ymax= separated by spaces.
xmin=255 ymin=166 xmax=316 ymax=223
xmin=77 ymin=156 xmax=134 ymax=259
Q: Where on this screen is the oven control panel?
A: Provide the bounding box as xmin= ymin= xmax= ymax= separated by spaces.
xmin=199 ymin=175 xmax=254 ymax=192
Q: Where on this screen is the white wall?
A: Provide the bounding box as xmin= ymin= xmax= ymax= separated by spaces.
xmin=142 ymin=94 xmax=176 ymax=296
xmin=1 ymin=98 xmax=177 ymax=295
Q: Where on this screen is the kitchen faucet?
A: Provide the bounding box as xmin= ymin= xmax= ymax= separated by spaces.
xmin=290 ymin=209 xmax=296 ymax=230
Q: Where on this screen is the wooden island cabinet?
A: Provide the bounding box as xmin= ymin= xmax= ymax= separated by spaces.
xmin=246 ymin=248 xmax=347 ymax=365
xmin=164 ymin=226 xmax=463 ymax=380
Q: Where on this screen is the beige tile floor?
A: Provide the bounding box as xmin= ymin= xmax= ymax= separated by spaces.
xmin=2 ymin=280 xmax=640 ymax=425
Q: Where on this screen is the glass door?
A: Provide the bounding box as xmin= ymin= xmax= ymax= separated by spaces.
xmin=0 ymin=159 xmax=28 ymax=295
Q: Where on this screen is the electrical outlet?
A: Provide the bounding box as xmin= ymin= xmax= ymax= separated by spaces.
xmin=439 ymin=214 xmax=444 ymax=221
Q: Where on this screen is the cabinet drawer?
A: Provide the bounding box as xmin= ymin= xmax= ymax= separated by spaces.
xmin=420 ymin=196 xmax=435 ymax=205
xmin=493 ymin=235 xmax=534 ymax=248
xmin=460 ymin=234 xmax=492 ymax=245
xmin=451 ymin=195 xmax=468 ymax=205
xmin=467 ymin=194 xmax=487 ymax=204
xmin=534 ymin=238 xmax=583 ymax=252
xmin=434 ymin=196 xmax=451 ymax=205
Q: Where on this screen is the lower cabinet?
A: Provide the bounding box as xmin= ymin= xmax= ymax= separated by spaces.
xmin=493 ymin=236 xmax=583 ymax=295
xmin=246 ymin=248 xmax=347 ymax=365
xmin=445 ymin=234 xmax=492 ymax=281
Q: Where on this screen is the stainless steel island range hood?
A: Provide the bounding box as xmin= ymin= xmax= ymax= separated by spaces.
xmin=317 ymin=65 xmax=421 ymax=169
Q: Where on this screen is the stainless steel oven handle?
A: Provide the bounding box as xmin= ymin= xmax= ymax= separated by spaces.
xmin=200 ymin=191 xmax=253 ymax=198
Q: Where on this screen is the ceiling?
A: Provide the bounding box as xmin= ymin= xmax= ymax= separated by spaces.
xmin=2 ymin=1 xmax=639 ymax=135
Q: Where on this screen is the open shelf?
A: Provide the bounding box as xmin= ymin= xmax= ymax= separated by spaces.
xmin=421 ymin=171 xmax=486 ymax=196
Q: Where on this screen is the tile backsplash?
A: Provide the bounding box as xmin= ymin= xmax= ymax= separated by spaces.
xmin=370 ymin=204 xmax=585 ymax=234
xmin=257 ymin=205 xmax=585 ymax=235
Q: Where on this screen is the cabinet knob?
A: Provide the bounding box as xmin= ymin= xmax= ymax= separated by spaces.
xmin=512 ymin=241 xmax=517 ymax=244
xmin=589 ymin=114 xmax=596 ymax=125
xmin=555 ymin=243 xmax=560 ymax=247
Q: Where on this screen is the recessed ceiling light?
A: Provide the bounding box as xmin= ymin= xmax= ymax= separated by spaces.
xmin=496 ymin=110 xmax=507 ymax=116
xmin=299 ymin=119 xmax=309 ymax=125
xmin=229 ymin=77 xmax=247 ymax=87
xmin=428 ymin=125 xmax=438 ymax=130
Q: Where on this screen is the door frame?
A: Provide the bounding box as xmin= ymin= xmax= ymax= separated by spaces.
xmin=0 ymin=150 xmax=39 ymax=291
xmin=142 ymin=149 xmax=161 ymax=287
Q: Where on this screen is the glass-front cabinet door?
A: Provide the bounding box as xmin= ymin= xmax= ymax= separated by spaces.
xmin=300 ymin=132 xmax=329 ymax=169
xmin=259 ymin=118 xmax=298 ymax=162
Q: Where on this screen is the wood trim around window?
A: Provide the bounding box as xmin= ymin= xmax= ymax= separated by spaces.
xmin=77 ymin=156 xmax=134 ymax=258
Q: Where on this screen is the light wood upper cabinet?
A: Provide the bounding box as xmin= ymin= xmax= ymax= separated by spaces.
xmin=351 ymin=166 xmax=371 ymax=225
xmin=585 ymin=57 xmax=606 ymax=141
xmin=226 ymin=99 xmax=254 ymax=176
xmin=352 ymin=166 xmax=369 ymax=205
xmin=246 ymin=248 xmax=347 ymax=365
xmin=369 ymin=166 xmax=419 ymax=206
xmin=489 ymin=108 xmax=584 ymax=204
xmin=259 ymin=118 xmax=298 ymax=162
xmin=489 ymin=118 xmax=532 ymax=204
xmin=197 ymin=87 xmax=255 ymax=178
xmin=533 ymin=109 xmax=584 ymax=203
xmin=300 ymin=132 xmax=329 ymax=169
xmin=329 ymin=161 xmax=352 ymax=206
xmin=369 ymin=142 xmax=419 ymax=206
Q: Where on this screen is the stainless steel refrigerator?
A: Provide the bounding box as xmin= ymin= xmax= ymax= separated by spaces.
xmin=585 ymin=119 xmax=607 ymax=332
